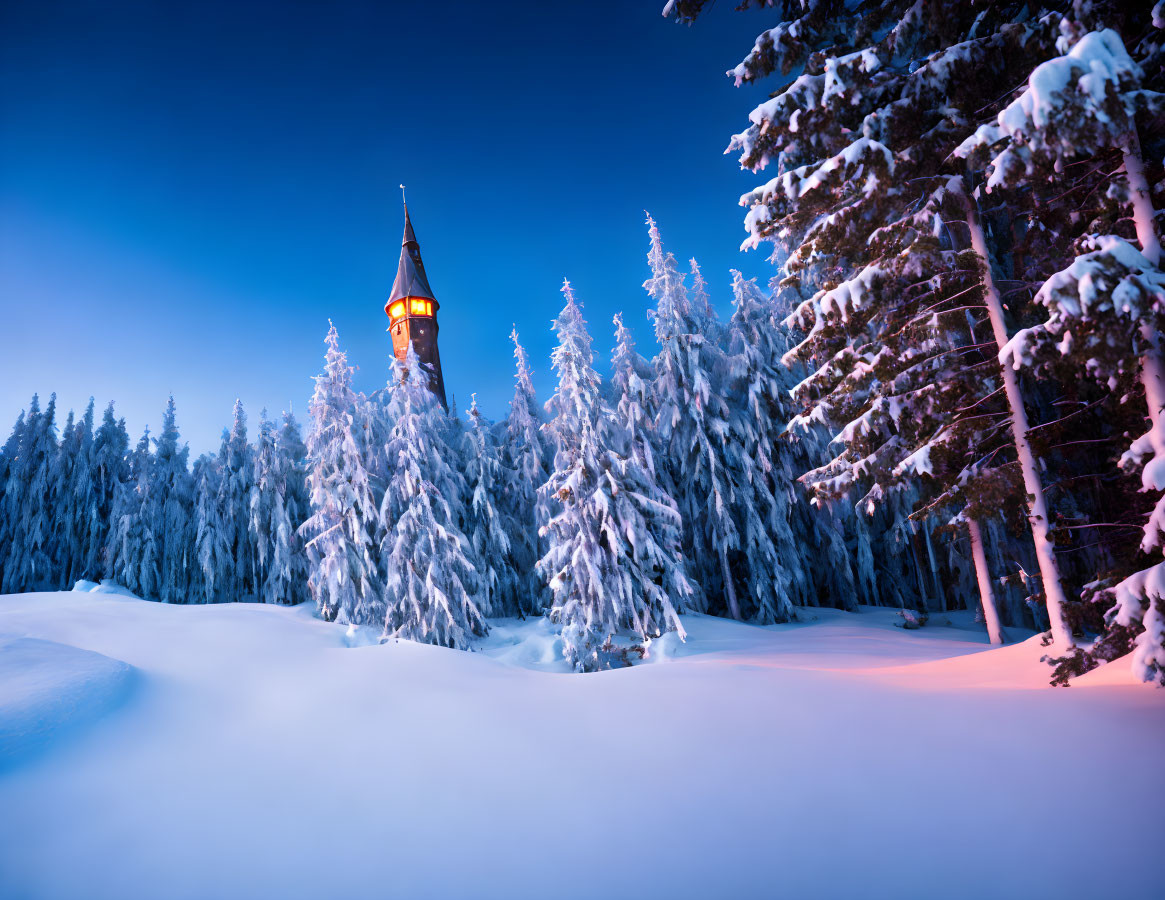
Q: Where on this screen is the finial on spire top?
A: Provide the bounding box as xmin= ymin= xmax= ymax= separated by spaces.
xmin=400 ymin=183 xmax=407 ymax=209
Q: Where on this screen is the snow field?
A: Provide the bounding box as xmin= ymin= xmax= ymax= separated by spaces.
xmin=0 ymin=590 xmax=1161 ymax=900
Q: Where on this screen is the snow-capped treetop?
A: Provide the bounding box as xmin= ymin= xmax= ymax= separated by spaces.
xmin=643 ymin=214 xmax=692 ymax=347
xmin=544 ymin=279 xmax=605 ymax=461
xmin=958 ymin=28 xmax=1164 ymax=193
xmin=609 ymin=312 xmax=655 ymax=462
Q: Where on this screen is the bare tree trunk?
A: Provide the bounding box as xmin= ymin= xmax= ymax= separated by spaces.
xmin=719 ymin=545 xmax=741 ymax=620
xmin=1123 ymin=130 xmax=1161 ymax=267
xmin=962 ymin=188 xmax=1075 ymax=650
xmin=923 ymin=520 xmax=947 ymax=613
xmin=968 ymin=518 xmax=1004 ymax=645
xmin=909 ymin=525 xmax=929 ymax=611
xmin=1121 ymin=130 xmax=1165 ymax=546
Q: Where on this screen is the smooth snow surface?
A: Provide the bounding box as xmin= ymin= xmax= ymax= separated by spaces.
xmin=0 ymin=634 xmax=134 ymax=772
xmin=0 ymin=592 xmax=1161 ymax=900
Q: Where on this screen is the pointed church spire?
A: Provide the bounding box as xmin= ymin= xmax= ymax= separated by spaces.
xmin=385 ymin=195 xmax=447 ymax=409
xmin=388 ymin=200 xmax=436 ymax=304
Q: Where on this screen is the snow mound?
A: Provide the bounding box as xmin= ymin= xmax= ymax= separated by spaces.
xmin=71 ymin=579 xmax=144 ymax=599
xmin=478 ymin=616 xmax=570 ymax=671
xmin=0 ymin=635 xmax=136 ymax=771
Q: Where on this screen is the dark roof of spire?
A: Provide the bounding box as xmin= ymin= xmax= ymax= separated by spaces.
xmin=387 ymin=206 xmax=436 ymax=304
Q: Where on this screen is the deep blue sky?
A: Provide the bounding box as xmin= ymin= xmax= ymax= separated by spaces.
xmin=1 ymin=0 xmax=774 ymax=453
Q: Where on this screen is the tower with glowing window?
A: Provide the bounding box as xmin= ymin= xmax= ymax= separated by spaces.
xmin=385 ymin=205 xmax=447 ymax=407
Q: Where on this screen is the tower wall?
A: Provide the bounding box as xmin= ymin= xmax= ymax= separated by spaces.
xmin=390 ymin=307 xmax=447 ymax=408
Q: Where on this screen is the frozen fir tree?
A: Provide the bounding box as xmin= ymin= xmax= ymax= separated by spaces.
xmin=687 ymin=1 xmax=1082 ymax=643
xmin=609 ymin=313 xmax=656 ymax=475
xmin=277 ymin=409 xmax=310 ymax=523
xmin=192 ymin=452 xmax=229 ymax=604
xmin=47 ymin=407 xmax=78 ymax=588
xmin=2 ymin=394 xmax=59 ymax=592
xmin=151 ymin=397 xmax=194 ymax=603
xmin=248 ymin=408 xmax=310 ymax=605
xmin=607 ymin=310 xmax=693 ymax=628
xmin=645 ymin=218 xmax=801 ymax=622
xmin=263 ymin=410 xmax=309 ymax=605
xmin=461 ymin=396 xmax=517 ymax=617
xmin=105 ymin=426 xmax=159 ymax=600
xmin=687 ymin=257 xmax=722 ymax=346
xmin=500 ymin=327 xmax=550 ymax=616
xmin=249 ymin=410 xmax=279 ymax=603
xmin=216 ymin=399 xmax=255 ymax=601
xmin=56 ymin=400 xmax=97 ymax=587
xmin=86 ymin=402 xmax=129 ymax=580
xmin=642 ymin=217 xmax=727 ymax=615
xmin=0 ymin=408 xmax=26 ymax=589
xmin=539 ymin=281 xmax=688 ymax=671
xmin=300 ymin=323 xmax=382 ymax=623
xmin=378 ymin=345 xmax=485 ymax=648
xmin=724 ymin=271 xmax=806 ymax=619
xmin=962 ymin=26 xmax=1165 ymax=677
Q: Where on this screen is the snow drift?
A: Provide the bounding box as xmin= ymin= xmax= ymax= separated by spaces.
xmin=0 ymin=633 xmax=135 ymax=771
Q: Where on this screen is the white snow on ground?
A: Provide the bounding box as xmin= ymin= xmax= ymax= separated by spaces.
xmin=0 ymin=634 xmax=134 ymax=772
xmin=0 ymin=590 xmax=1161 ymax=900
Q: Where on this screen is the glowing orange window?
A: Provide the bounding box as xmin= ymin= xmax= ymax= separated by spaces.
xmin=389 ymin=301 xmax=405 ymax=320
xmin=410 ymin=298 xmax=429 ymax=315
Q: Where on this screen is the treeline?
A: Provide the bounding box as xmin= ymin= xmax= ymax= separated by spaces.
xmin=2 ymin=217 xmax=1042 ymax=671
xmin=0 ymin=395 xmax=309 ymax=606
xmin=295 ymin=218 xmax=1010 ymax=670
xmin=666 ymin=0 xmax=1165 ymax=683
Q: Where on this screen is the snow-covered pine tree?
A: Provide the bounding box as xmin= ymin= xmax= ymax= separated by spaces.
xmin=48 ymin=407 xmax=78 ymax=588
xmin=2 ymin=394 xmax=59 ymax=592
xmin=500 ymin=327 xmax=550 ymax=616
xmin=249 ymin=410 xmax=278 ymax=604
xmin=0 ymin=409 xmax=27 ymax=589
xmin=461 ymin=396 xmax=516 ymax=617
xmin=192 ymin=452 xmax=229 ymax=604
xmin=768 ymin=255 xmax=887 ymax=612
xmin=148 ymin=397 xmax=194 ymax=603
xmin=724 ymin=271 xmax=805 ymax=618
xmin=961 ymin=23 xmax=1165 ymax=677
xmin=378 ymin=344 xmax=485 ymax=648
xmin=299 ymin=323 xmax=382 ymax=623
xmin=60 ymin=400 xmax=97 ymax=588
xmin=687 ymin=257 xmax=722 ymax=345
xmin=609 ymin=312 xmax=658 ymax=477
xmin=105 ymin=426 xmax=158 ymax=599
xmin=258 ymin=410 xmax=310 ymax=605
xmin=608 ymin=309 xmax=693 ymax=627
xmin=86 ymin=402 xmax=129 ymax=580
xmin=684 ymin=1 xmax=1082 ymax=641
xmin=539 ymin=281 xmax=688 ymax=671
xmin=277 ymin=409 xmax=310 ymax=523
xmin=643 ymin=216 xmax=730 ymax=616
xmin=216 ymin=399 xmax=255 ymax=602
xmin=645 ymin=218 xmax=804 ymax=622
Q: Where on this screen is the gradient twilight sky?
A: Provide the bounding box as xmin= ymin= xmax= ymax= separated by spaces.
xmin=1 ymin=0 xmax=775 ymax=454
